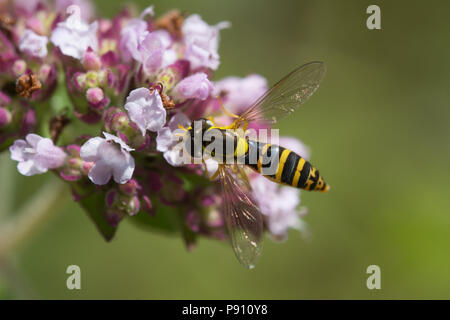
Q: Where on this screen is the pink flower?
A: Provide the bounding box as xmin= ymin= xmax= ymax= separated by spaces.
xmin=80 ymin=132 xmax=135 ymax=185
xmin=182 ymin=14 xmax=230 ymax=70
xmin=10 ymin=134 xmax=67 ymax=176
xmin=214 ymin=74 xmax=267 ymax=114
xmin=139 ymin=30 xmax=177 ymax=74
xmin=119 ymin=19 xmax=147 ymax=62
xmin=124 ymin=88 xmax=167 ymax=136
xmin=18 ymin=30 xmax=48 ymax=59
xmin=156 ymin=113 xmax=191 ymax=166
xmin=55 ymin=0 xmax=95 ymax=21
xmin=82 ymin=50 xmax=102 ymax=70
xmin=50 ymin=5 xmax=98 ymax=60
xmin=14 ymin=0 xmax=40 ymax=15
xmin=173 ymin=72 xmax=213 ymax=101
xmin=251 ymin=174 xmax=306 ymax=241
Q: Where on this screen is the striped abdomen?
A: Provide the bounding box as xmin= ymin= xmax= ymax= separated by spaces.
xmin=244 ymin=140 xmax=329 ymax=192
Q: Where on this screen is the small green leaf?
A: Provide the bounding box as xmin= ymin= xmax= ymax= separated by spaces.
xmin=130 ymin=203 xmax=180 ymax=234
xmin=78 ymin=190 xmax=116 ymax=241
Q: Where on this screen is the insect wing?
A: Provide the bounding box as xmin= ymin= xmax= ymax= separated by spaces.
xmin=238 ymin=61 xmax=326 ymax=125
xmin=219 ymin=165 xmax=264 ymax=269
xmin=229 ymin=164 xmax=253 ymax=192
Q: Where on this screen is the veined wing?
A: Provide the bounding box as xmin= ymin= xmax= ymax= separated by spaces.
xmin=218 ymin=164 xmax=263 ymax=269
xmin=238 ymin=61 xmax=326 ymax=125
xmin=229 ymin=163 xmax=253 ymax=192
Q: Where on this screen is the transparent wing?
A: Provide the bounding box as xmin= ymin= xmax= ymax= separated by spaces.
xmin=218 ymin=164 xmax=263 ymax=269
xmin=229 ymin=164 xmax=253 ymax=191
xmin=238 ymin=61 xmax=326 ymax=125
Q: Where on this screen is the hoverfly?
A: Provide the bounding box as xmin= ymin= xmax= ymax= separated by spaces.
xmin=180 ymin=62 xmax=328 ymax=269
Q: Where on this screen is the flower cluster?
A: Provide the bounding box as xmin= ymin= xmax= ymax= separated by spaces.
xmin=1 ymin=0 xmax=309 ymax=248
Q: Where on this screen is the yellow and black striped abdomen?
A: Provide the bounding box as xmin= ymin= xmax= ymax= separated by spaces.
xmin=244 ymin=140 xmax=329 ymax=192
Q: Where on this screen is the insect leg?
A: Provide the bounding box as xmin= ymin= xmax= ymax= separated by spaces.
xmin=217 ymin=96 xmax=239 ymax=119
xmin=207 ymin=116 xmax=217 ymax=126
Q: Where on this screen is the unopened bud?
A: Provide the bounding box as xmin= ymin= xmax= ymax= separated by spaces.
xmin=126 ymin=196 xmax=140 ymax=216
xmin=82 ymin=50 xmax=102 ymax=71
xmin=12 ymin=60 xmax=26 ymax=77
xmin=0 ymin=107 xmax=11 ymax=128
xmin=38 ymin=64 xmax=52 ymax=83
xmin=86 ymin=87 xmax=104 ymax=105
xmin=119 ymin=179 xmax=139 ymax=195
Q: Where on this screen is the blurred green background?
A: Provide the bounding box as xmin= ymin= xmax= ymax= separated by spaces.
xmin=1 ymin=0 xmax=450 ymax=299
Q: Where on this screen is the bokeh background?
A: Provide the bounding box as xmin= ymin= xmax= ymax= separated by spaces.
xmin=1 ymin=0 xmax=450 ymax=299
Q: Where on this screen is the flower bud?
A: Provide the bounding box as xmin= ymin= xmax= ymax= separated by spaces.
xmin=186 ymin=210 xmax=201 ymax=232
xmin=20 ymin=109 xmax=36 ymax=136
xmin=86 ymin=87 xmax=104 ymax=105
xmin=141 ymin=195 xmax=154 ymax=215
xmin=147 ymin=171 xmax=163 ymax=193
xmin=0 ymin=92 xmax=11 ymax=106
xmin=105 ymin=188 xmax=140 ymax=221
xmin=126 ymin=196 xmax=140 ymax=216
xmin=74 ymin=73 xmax=87 ymax=90
xmin=82 ymin=50 xmax=102 ymax=71
xmin=0 ymin=107 xmax=11 ymax=128
xmin=26 ymin=17 xmax=45 ymax=35
xmin=206 ymin=208 xmax=224 ymax=228
xmin=160 ymin=174 xmax=186 ymax=204
xmin=12 ymin=60 xmax=26 ymax=77
xmin=118 ymin=179 xmax=140 ymax=195
xmin=201 ymin=195 xmax=215 ymax=207
xmin=105 ymin=189 xmax=118 ymax=207
xmin=59 ymin=145 xmax=86 ymax=181
xmin=105 ymin=210 xmax=125 ymax=228
xmin=104 ymin=107 xmax=130 ymax=133
xmin=38 ymin=64 xmax=52 ymax=83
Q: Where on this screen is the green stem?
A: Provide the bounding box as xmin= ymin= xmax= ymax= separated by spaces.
xmin=0 ymin=179 xmax=68 ymax=259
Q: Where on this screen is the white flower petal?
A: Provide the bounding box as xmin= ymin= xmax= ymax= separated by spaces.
xmin=103 ymin=132 xmax=134 ymax=152
xmin=120 ymin=19 xmax=148 ymax=62
xmin=25 ymin=133 xmax=43 ymax=148
xmin=18 ymin=159 xmax=45 ymax=176
xmin=156 ymin=127 xmax=173 ymax=153
xmin=163 ymin=149 xmax=184 ymax=167
xmin=50 ymin=10 xmax=98 ymax=60
xmin=80 ymin=136 xmax=105 ymax=162
xmin=168 ymin=113 xmax=191 ymax=131
xmin=182 ymin=14 xmax=229 ymax=70
xmin=10 ymin=134 xmax=66 ymax=176
xmin=34 ymin=138 xmax=67 ymax=169
xmin=125 ymin=88 xmax=166 ymax=136
xmin=112 ymin=151 xmax=135 ymax=184
xmin=88 ymin=160 xmax=112 ymax=185
xmin=9 ymin=139 xmax=27 ymax=162
xmin=173 ymin=73 xmax=213 ymax=101
xmin=19 ymin=30 xmax=48 ymax=58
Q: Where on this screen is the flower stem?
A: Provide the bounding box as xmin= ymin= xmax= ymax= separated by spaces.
xmin=0 ymin=179 xmax=68 ymax=259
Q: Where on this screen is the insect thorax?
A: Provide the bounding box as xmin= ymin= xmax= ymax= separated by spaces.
xmin=185 ymin=126 xmax=240 ymax=161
